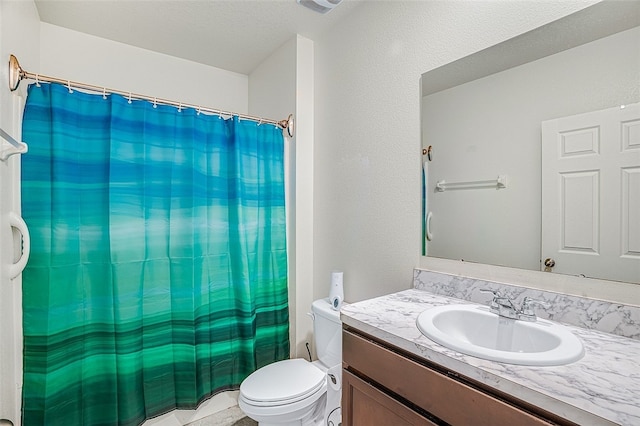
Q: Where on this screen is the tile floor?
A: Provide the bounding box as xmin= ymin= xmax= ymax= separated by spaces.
xmin=185 ymin=406 xmax=256 ymax=426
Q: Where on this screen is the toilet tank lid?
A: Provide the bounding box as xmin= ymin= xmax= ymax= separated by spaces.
xmin=311 ymin=298 xmax=344 ymax=323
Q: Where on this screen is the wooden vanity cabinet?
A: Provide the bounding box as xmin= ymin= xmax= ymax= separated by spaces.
xmin=342 ymin=327 xmax=577 ymax=426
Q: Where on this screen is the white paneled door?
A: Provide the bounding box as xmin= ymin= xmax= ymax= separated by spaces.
xmin=542 ymin=103 xmax=640 ymax=283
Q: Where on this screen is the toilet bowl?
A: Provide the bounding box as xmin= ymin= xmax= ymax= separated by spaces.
xmin=238 ymin=359 xmax=328 ymax=426
xmin=239 ymin=298 xmax=343 ymax=426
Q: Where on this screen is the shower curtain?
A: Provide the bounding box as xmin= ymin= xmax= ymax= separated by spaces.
xmin=20 ymin=83 xmax=289 ymax=426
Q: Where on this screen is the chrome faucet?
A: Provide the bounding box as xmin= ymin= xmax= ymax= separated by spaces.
xmin=480 ymin=290 xmax=549 ymax=322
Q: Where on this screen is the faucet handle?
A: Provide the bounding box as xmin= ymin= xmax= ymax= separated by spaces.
xmin=521 ymin=297 xmax=550 ymax=309
xmin=519 ymin=297 xmax=550 ymax=321
xmin=479 ymin=289 xmax=502 ymax=311
xmin=480 ymin=288 xmax=501 ymax=298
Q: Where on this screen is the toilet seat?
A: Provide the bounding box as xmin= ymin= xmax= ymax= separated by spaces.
xmin=240 ymin=359 xmax=325 ymax=407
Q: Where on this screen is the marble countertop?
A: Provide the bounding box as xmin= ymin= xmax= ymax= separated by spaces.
xmin=340 ymin=289 xmax=640 ymax=426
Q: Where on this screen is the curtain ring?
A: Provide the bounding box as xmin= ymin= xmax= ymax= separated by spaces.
xmin=66 ymin=80 xmax=73 ymax=94
xmin=178 ymin=102 xmax=182 ymax=112
xmin=197 ymin=106 xmax=201 ymax=115
xmin=35 ymin=74 xmax=40 ymax=87
xmin=127 ymin=92 xmax=132 ymax=104
xmin=102 ymin=87 xmax=107 ymax=100
xmin=153 ymin=98 xmax=157 ymax=109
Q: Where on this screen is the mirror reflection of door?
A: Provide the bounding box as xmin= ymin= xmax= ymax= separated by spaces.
xmin=541 ymin=103 xmax=640 ymax=283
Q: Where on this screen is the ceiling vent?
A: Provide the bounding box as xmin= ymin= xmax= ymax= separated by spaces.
xmin=297 ymin=0 xmax=343 ymax=14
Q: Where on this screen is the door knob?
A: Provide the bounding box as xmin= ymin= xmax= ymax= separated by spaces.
xmin=544 ymin=258 xmax=555 ymax=272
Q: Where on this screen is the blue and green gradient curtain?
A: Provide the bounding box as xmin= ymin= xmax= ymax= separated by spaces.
xmin=21 ymin=83 xmax=289 ymax=425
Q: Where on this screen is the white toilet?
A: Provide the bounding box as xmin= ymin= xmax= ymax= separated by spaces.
xmin=238 ymin=298 xmax=343 ymax=426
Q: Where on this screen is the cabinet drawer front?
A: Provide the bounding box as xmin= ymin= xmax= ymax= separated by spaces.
xmin=343 ymin=370 xmax=438 ymax=426
xmin=343 ymin=329 xmax=553 ymax=426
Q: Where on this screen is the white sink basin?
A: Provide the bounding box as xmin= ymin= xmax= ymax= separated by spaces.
xmin=416 ymin=304 xmax=584 ymax=366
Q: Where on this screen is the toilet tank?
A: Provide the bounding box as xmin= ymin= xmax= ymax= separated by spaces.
xmin=311 ymin=298 xmax=343 ymax=368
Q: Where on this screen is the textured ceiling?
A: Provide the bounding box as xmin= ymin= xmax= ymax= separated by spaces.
xmin=34 ymin=0 xmax=364 ymax=75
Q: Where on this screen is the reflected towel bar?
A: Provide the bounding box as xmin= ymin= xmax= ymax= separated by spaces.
xmin=435 ymin=175 xmax=508 ymax=192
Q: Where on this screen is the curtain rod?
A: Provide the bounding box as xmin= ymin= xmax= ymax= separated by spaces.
xmin=8 ymin=54 xmax=294 ymax=137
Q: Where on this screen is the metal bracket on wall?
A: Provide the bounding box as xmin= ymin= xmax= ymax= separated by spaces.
xmin=0 ymin=127 xmax=28 ymax=161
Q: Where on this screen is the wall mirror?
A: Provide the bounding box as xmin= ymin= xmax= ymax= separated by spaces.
xmin=421 ymin=0 xmax=640 ymax=284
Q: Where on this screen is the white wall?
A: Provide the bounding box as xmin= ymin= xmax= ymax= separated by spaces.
xmin=313 ymin=0 xmax=606 ymax=303
xmin=291 ymin=37 xmax=315 ymax=359
xmin=39 ymin=23 xmax=248 ymax=113
xmin=424 ymin=27 xmax=640 ymax=271
xmin=0 ymin=1 xmax=41 ymax=424
xmin=249 ymin=35 xmax=315 ymax=359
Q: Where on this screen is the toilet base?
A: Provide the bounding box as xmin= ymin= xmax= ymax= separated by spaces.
xmin=241 ymin=393 xmax=327 ymax=426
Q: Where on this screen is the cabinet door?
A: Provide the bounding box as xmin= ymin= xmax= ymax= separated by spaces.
xmin=342 ymin=370 xmax=438 ymax=426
